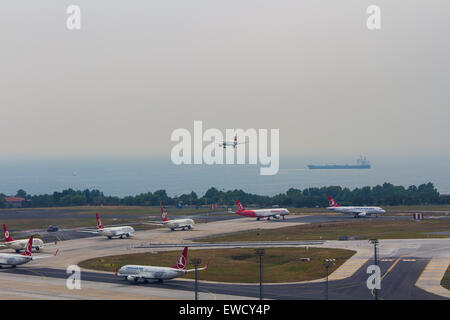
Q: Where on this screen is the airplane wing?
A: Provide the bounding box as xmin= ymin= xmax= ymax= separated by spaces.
xmin=185 ymin=262 xmax=209 ymax=273
xmin=140 ymin=221 xmax=165 ymax=226
xmin=352 ymin=210 xmax=369 ymax=216
xmin=76 ymin=228 xmax=99 ymax=234
xmin=32 ymin=249 xmax=59 ymax=259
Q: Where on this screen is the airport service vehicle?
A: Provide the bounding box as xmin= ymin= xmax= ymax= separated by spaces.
xmin=0 ymin=236 xmax=58 ymax=268
xmin=219 ymin=135 xmax=246 ymax=149
xmin=142 ymin=206 xmax=194 ymax=231
xmin=47 ymin=225 xmax=59 ymax=232
xmin=117 ymin=246 xmax=208 ymax=283
xmin=78 ymin=213 xmax=134 ymax=239
xmin=235 ymin=200 xmax=290 ymax=220
xmin=327 ymin=196 xmax=386 ymax=218
xmin=1 ymin=224 xmax=44 ymax=252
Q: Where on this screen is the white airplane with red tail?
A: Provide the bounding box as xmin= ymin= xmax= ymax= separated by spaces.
xmin=1 ymin=224 xmax=44 ymax=252
xmin=235 ymin=200 xmax=290 ymax=220
xmin=327 ymin=196 xmax=386 ymax=218
xmin=78 ymin=213 xmax=134 ymax=239
xmin=117 ymin=246 xmax=208 ymax=283
xmin=141 ymin=206 xmax=194 ymax=231
xmin=0 ymin=235 xmax=58 ymax=268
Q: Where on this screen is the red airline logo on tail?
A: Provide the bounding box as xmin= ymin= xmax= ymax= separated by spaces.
xmin=161 ymin=206 xmax=169 ymax=222
xmin=328 ymin=196 xmax=340 ymax=207
xmin=96 ymin=213 xmax=105 ymax=229
xmin=21 ymin=236 xmax=33 ymax=256
xmin=172 ymin=246 xmax=188 ymax=270
xmin=236 ymin=200 xmax=245 ymax=212
xmin=3 ymin=224 xmax=15 ymax=242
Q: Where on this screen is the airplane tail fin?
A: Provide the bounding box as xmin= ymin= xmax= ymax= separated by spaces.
xmin=328 ymin=196 xmax=340 ymax=207
xmin=21 ymin=236 xmax=33 ymax=256
xmin=3 ymin=224 xmax=15 ymax=242
xmin=96 ymin=213 xmax=105 ymax=229
xmin=236 ymin=200 xmax=244 ymax=212
xmin=172 ymin=246 xmax=188 ymax=270
xmin=161 ymin=206 xmax=169 ymax=222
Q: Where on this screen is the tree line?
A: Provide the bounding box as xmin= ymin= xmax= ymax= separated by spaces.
xmin=1 ymin=182 xmax=449 ymax=208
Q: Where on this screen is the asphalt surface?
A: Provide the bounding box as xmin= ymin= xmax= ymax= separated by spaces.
xmin=1 ymin=257 xmax=445 ymax=300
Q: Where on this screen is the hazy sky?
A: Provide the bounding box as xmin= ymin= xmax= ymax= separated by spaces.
xmin=1 ymin=1 xmax=449 ymax=159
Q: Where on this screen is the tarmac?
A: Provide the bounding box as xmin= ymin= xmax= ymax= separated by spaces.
xmin=0 ymin=214 xmax=448 ymax=299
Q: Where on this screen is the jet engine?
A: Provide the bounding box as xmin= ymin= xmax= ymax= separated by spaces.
xmin=274 ymin=214 xmax=281 ymax=219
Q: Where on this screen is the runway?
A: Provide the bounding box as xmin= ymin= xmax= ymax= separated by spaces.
xmin=0 ymin=257 xmax=444 ymax=300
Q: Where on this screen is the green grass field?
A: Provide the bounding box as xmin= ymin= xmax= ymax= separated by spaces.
xmin=196 ymin=219 xmax=450 ymax=243
xmin=441 ymin=265 xmax=450 ymax=290
xmin=79 ymin=247 xmax=355 ymax=283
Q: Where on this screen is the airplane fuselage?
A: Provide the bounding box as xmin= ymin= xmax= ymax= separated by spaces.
xmin=3 ymin=238 xmax=44 ymax=252
xmin=237 ymin=208 xmax=290 ymax=219
xmin=327 ymin=206 xmax=386 ymax=217
xmin=0 ymin=253 xmax=32 ymax=266
xmin=163 ymin=219 xmax=194 ymax=231
xmin=118 ymin=265 xmax=185 ymax=281
xmin=98 ymin=226 xmax=134 ymax=238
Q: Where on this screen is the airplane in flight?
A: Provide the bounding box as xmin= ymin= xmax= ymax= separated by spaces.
xmin=78 ymin=213 xmax=135 ymax=239
xmin=0 ymin=235 xmax=58 ymax=268
xmin=1 ymin=224 xmax=44 ymax=252
xmin=235 ymin=200 xmax=290 ymax=220
xmin=142 ymin=206 xmax=195 ymax=231
xmin=327 ymin=196 xmax=386 ymax=218
xmin=116 ymin=246 xmax=208 ymax=283
xmin=219 ymin=135 xmax=246 ymax=149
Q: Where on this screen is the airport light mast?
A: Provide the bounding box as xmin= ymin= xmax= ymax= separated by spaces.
xmin=190 ymin=258 xmax=201 ymax=300
xmin=324 ymin=259 xmax=336 ymax=300
xmin=255 ymin=249 xmax=265 ymax=300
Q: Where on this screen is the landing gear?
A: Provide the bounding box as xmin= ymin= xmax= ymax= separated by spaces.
xmin=134 ymin=277 xmax=139 ymax=283
xmin=107 ymin=236 xmax=112 ymax=239
xmin=126 ymin=233 xmax=130 ymax=238
xmin=170 ymin=228 xmax=175 ymax=231
xmin=282 ymin=215 xmax=285 ymax=220
xmin=182 ymin=227 xmax=185 ymax=231
xmin=120 ymin=235 xmax=124 ymax=239
xmin=15 ymin=249 xmax=20 ymax=253
xmin=257 ymin=218 xmax=260 ymax=221
xmin=267 ymin=217 xmax=271 ymax=221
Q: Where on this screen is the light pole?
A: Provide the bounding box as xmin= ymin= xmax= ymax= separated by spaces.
xmin=255 ymin=249 xmax=265 ymax=300
xmin=190 ymin=258 xmax=201 ymax=300
xmin=324 ymin=259 xmax=336 ymax=300
xmin=370 ymin=239 xmax=379 ymax=300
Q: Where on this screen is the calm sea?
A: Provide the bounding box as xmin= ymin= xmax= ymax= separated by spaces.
xmin=0 ymin=156 xmax=449 ymax=197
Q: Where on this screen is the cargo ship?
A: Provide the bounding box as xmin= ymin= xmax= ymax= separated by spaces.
xmin=307 ymin=156 xmax=371 ymax=169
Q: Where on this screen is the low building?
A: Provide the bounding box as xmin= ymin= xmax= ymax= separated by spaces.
xmin=4 ymin=197 xmax=25 ymax=208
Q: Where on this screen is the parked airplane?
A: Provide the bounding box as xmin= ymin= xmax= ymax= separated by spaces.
xmin=78 ymin=213 xmax=135 ymax=239
xmin=142 ymin=206 xmax=194 ymax=231
xmin=117 ymin=246 xmax=208 ymax=283
xmin=219 ymin=135 xmax=246 ymax=149
xmin=235 ymin=200 xmax=290 ymax=220
xmin=0 ymin=236 xmax=58 ymax=268
xmin=327 ymin=196 xmax=386 ymax=218
xmin=1 ymin=224 xmax=44 ymax=252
